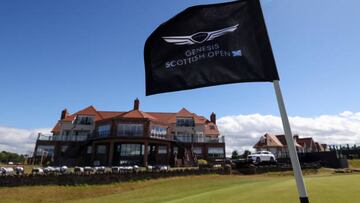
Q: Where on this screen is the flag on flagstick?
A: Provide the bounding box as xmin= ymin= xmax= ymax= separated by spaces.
xmin=144 ymin=0 xmax=279 ymax=96
xmin=144 ymin=1 xmax=309 ymax=202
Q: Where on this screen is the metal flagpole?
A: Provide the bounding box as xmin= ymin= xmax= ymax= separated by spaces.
xmin=273 ymin=80 xmax=309 ymax=203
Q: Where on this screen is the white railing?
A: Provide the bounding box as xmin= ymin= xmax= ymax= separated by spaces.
xmin=37 ymin=134 xmax=88 ymax=142
xmin=37 ymin=133 xmax=225 ymax=143
xmin=174 ymin=136 xmax=225 ymax=143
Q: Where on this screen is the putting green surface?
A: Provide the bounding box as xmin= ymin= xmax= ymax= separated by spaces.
xmin=0 ymin=173 xmax=359 ymax=203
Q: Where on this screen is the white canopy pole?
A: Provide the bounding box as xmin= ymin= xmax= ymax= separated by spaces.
xmin=273 ymin=80 xmax=309 ymax=203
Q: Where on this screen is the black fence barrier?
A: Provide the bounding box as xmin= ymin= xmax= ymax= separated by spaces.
xmin=0 ymin=168 xmax=227 ymax=187
xmin=276 ymin=152 xmax=348 ymax=169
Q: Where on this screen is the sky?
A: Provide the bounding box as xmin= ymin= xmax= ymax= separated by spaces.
xmin=0 ymin=0 xmax=360 ymax=154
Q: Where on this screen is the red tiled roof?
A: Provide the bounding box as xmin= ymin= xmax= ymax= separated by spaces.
xmin=51 ymin=105 xmax=220 ymax=135
xmin=98 ymin=111 xmax=125 ymax=120
xmin=254 ymin=133 xmax=283 ymax=148
xmin=177 ymin=108 xmax=193 ymax=117
xmin=166 ymin=108 xmax=208 ymax=124
xmin=296 ymin=137 xmax=315 ymax=149
xmin=51 ymin=122 xmax=61 ymax=133
xmin=122 ymin=109 xmax=158 ymax=121
xmin=147 ymin=112 xmax=175 ymax=123
xmin=204 ymin=122 xmax=220 ymax=137
xmin=52 ymin=106 xmax=102 ymax=133
xmin=276 ymin=135 xmax=302 ymax=148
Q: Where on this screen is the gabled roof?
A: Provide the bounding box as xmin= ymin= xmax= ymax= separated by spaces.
xmin=122 ymin=109 xmax=157 ymax=121
xmin=52 ymin=106 xmax=103 ymax=133
xmin=98 ymin=111 xmax=125 ymax=120
xmin=146 ymin=112 xmax=175 ymax=123
xmin=254 ymin=133 xmax=283 ymax=148
xmin=276 ymin=135 xmax=302 ymax=148
xmin=177 ymin=108 xmax=193 ymax=117
xmin=204 ymin=122 xmax=220 ymax=137
xmin=166 ymin=108 xmax=208 ymax=124
xmin=75 ymin=106 xmax=103 ymax=120
xmin=315 ymin=142 xmax=324 ymax=152
xmin=296 ymin=137 xmax=316 ymax=149
xmin=254 ymin=133 xmax=303 ymax=149
xmin=51 ymin=122 xmax=61 ymax=133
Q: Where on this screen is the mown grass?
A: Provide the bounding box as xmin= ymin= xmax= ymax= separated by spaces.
xmin=348 ymin=159 xmax=360 ymax=168
xmin=0 ymin=172 xmax=359 ymax=203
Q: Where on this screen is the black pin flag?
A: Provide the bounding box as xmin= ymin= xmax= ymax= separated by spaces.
xmin=144 ymin=0 xmax=279 ymax=96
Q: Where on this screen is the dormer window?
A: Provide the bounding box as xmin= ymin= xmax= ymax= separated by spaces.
xmin=176 ymin=118 xmax=195 ymax=127
xmin=73 ymin=116 xmax=93 ymax=125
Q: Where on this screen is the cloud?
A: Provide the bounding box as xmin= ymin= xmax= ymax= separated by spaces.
xmin=217 ymin=111 xmax=360 ymax=156
xmin=0 ymin=126 xmax=51 ymax=155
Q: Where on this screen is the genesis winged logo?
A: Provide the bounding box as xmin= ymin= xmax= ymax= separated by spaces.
xmin=162 ymin=24 xmax=239 ymax=45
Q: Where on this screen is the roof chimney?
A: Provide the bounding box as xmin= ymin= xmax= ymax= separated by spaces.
xmin=134 ymin=98 xmax=140 ymax=110
xmin=210 ymin=112 xmax=216 ymax=124
xmin=60 ymin=109 xmax=68 ymax=120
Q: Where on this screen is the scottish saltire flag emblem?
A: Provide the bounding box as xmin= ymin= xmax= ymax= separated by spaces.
xmin=232 ymin=50 xmax=242 ymax=57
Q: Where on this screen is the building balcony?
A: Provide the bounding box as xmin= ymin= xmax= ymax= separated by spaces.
xmin=37 ymin=133 xmax=89 ymax=142
xmin=174 ymin=135 xmax=225 ymax=143
xmin=37 ymin=132 xmax=225 ymax=143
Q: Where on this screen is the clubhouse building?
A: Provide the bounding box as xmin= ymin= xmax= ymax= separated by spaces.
xmin=34 ymin=99 xmax=225 ymax=167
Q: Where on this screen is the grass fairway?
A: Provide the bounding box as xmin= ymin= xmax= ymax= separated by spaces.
xmin=0 ymin=173 xmax=359 ymax=203
xmin=349 ymin=159 xmax=360 ymax=168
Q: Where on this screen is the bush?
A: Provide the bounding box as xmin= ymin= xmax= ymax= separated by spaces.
xmin=197 ymin=159 xmax=208 ymax=166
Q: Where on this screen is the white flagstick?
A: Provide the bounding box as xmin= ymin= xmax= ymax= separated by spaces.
xmin=273 ymin=80 xmax=309 ymax=203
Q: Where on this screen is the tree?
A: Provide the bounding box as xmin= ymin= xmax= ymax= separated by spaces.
xmin=241 ymin=150 xmax=251 ymax=159
xmin=0 ymin=151 xmax=25 ymax=163
xmin=231 ymin=150 xmax=239 ymax=159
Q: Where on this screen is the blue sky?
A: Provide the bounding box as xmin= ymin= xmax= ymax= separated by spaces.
xmin=0 ymin=0 xmax=359 ymax=130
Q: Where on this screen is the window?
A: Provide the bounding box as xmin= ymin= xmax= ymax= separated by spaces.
xmin=61 ymin=145 xmax=68 ymax=153
xmin=118 ymin=144 xmax=144 ymax=156
xmin=98 ymin=124 xmax=111 ymax=137
xmin=193 ymin=147 xmax=202 ymax=155
xmin=208 ymin=147 xmax=224 ymax=158
xmin=158 ymin=146 xmax=167 ymax=154
xmin=150 ymin=126 xmax=167 ymax=139
xmin=62 ymin=130 xmax=70 ymax=136
xmin=173 ymin=147 xmax=178 ymax=154
xmin=117 ymin=124 xmax=143 ymax=137
xmin=74 ymin=116 xmax=93 ymax=125
xmin=174 ymin=135 xmax=192 ymax=142
xmin=86 ymin=146 xmax=92 ymax=154
xmin=193 ymin=135 xmax=205 ymax=142
xmin=176 ymin=118 xmax=195 ymax=127
xmin=75 ymin=131 xmax=90 ymax=136
xmin=96 ymin=145 xmax=107 ymax=154
xmin=36 ymin=145 xmax=55 ymax=156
